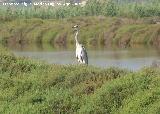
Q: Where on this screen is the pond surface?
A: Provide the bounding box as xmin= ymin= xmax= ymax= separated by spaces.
xmin=6 ymin=44 xmax=160 ymax=71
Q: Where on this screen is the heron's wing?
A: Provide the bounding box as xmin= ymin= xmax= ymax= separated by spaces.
xmin=81 ymin=46 xmax=88 ymax=64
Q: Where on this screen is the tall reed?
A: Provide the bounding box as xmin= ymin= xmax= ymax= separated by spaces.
xmin=0 ymin=0 xmax=160 ymax=21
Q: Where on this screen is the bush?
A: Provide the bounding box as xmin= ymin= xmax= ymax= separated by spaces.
xmin=0 ymin=46 xmax=160 ymax=114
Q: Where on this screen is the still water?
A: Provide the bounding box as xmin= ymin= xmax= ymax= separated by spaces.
xmin=7 ymin=44 xmax=160 ymax=71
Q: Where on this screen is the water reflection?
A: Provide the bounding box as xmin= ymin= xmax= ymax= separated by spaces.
xmin=5 ymin=43 xmax=160 ymax=71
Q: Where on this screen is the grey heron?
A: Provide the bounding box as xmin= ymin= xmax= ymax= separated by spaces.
xmin=72 ymin=25 xmax=88 ymax=65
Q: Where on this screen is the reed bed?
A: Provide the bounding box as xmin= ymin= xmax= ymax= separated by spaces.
xmin=0 ymin=0 xmax=160 ymax=21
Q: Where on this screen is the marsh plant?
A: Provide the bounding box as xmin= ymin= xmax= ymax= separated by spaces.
xmin=0 ymin=45 xmax=160 ymax=114
xmin=0 ymin=0 xmax=160 ymax=21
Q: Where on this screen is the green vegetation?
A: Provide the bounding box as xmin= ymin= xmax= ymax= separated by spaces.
xmin=0 ymin=0 xmax=160 ymax=21
xmin=0 ymin=44 xmax=160 ymax=114
xmin=0 ymin=0 xmax=160 ymax=113
xmin=0 ymin=0 xmax=159 ymax=48
xmin=0 ymin=17 xmax=160 ymax=48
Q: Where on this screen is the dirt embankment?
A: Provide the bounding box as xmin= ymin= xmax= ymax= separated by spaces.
xmin=0 ymin=17 xmax=160 ymax=48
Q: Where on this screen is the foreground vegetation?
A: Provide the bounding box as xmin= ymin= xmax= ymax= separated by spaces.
xmin=0 ymin=16 xmax=160 ymax=48
xmin=0 ymin=45 xmax=160 ymax=114
xmin=0 ymin=0 xmax=160 ymax=20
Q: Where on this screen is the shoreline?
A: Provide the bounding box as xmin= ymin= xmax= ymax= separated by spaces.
xmin=0 ymin=16 xmax=160 ymax=48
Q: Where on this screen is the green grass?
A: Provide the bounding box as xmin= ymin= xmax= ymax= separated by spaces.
xmin=0 ymin=45 xmax=160 ymax=114
xmin=0 ymin=16 xmax=160 ymax=48
xmin=0 ymin=0 xmax=160 ymax=21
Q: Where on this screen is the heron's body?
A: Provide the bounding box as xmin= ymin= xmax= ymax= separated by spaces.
xmin=73 ymin=25 xmax=88 ymax=65
xmin=76 ymin=44 xmax=88 ymax=64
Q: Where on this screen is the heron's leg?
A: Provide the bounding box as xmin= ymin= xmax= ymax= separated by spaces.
xmin=82 ymin=60 xmax=85 ymax=64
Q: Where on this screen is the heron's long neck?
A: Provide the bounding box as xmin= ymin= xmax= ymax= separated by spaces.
xmin=75 ymin=30 xmax=79 ymax=46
